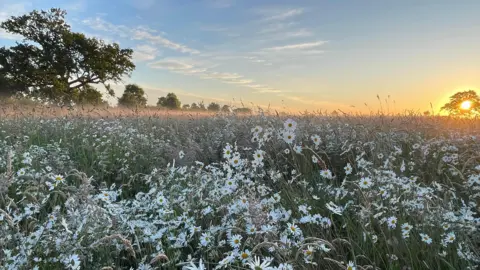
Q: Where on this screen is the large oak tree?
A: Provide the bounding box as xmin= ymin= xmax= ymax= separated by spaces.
xmin=0 ymin=8 xmax=135 ymax=103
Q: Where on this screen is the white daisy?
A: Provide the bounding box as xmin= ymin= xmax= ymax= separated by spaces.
xmin=419 ymin=233 xmax=432 ymax=244
xmin=359 ymin=177 xmax=373 ymax=189
xmin=387 ymin=216 xmax=397 ymax=229
xmin=293 ymin=144 xmax=302 ymax=153
xmin=287 ymin=222 xmax=301 ymax=236
xmin=53 ymin=174 xmax=65 ymax=185
xmin=223 ymin=144 xmax=233 ymax=159
xmin=344 ymin=163 xmax=353 ymax=175
xmin=200 ymin=232 xmax=211 ymax=247
xmin=17 ymin=168 xmax=26 ymax=176
xmin=320 ymin=169 xmax=333 ymax=179
xmin=284 ymin=118 xmax=297 ymax=131
xmin=283 ymin=130 xmax=296 ymax=144
xmin=229 ymin=234 xmax=242 ymax=248
xmin=230 ymin=154 xmax=242 ymax=167
xmin=444 ymin=231 xmax=455 ymax=244
xmin=253 ymin=149 xmax=265 ymax=162
xmin=251 ymin=126 xmax=263 ymax=134
xmin=238 ymin=249 xmax=251 ymax=263
xmin=311 ymin=134 xmax=321 ymax=146
xmin=184 ymin=258 xmax=206 ymax=270
xmin=63 ymin=254 xmax=81 ymax=270
xmin=247 ymin=256 xmax=272 ymax=270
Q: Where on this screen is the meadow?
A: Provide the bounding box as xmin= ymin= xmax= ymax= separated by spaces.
xmin=0 ymin=106 xmax=479 ymax=270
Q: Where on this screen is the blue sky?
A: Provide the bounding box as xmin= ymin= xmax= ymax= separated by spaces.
xmin=1 ymin=0 xmax=480 ymax=113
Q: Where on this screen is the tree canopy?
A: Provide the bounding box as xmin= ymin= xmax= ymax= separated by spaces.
xmin=118 ymin=84 xmax=147 ymax=107
xmin=0 ymin=8 xmax=135 ymax=103
xmin=207 ymin=102 xmax=220 ymax=112
xmin=221 ymin=105 xmax=231 ymax=113
xmin=441 ymin=90 xmax=479 ymax=117
xmin=157 ymin=93 xmax=181 ymax=109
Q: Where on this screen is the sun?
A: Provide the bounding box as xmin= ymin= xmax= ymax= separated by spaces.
xmin=460 ymin=100 xmax=472 ymax=110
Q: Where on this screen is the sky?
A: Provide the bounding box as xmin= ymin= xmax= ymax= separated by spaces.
xmin=1 ymin=0 xmax=480 ymax=113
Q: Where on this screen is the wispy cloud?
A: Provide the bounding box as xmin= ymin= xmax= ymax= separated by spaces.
xmin=148 ymin=59 xmax=195 ymax=70
xmin=132 ymin=44 xmax=161 ymax=62
xmin=257 ymin=8 xmax=304 ymax=21
xmin=284 ymin=29 xmax=313 ymax=39
xmin=267 ymin=8 xmax=304 ymax=21
xmin=247 ymin=84 xmax=282 ymax=93
xmin=265 ymin=41 xmax=327 ymax=51
xmin=63 ymin=0 xmax=87 ymax=12
xmin=147 ymin=58 xmax=280 ymax=92
xmin=278 ymin=94 xmax=351 ymax=110
xmin=82 ymin=17 xmax=199 ymax=54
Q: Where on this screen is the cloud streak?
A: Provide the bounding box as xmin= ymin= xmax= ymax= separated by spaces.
xmin=265 ymin=41 xmax=327 ymax=51
xmin=82 ymin=17 xmax=199 ymax=54
xmin=257 ymin=8 xmax=304 ymax=21
xmin=147 ymin=58 xmax=280 ymax=92
xmin=132 ymin=44 xmax=161 ymax=62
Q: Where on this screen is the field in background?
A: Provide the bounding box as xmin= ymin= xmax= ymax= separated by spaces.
xmin=0 ymin=106 xmax=479 ymax=270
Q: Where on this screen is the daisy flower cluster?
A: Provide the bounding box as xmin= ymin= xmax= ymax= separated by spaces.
xmin=0 ymin=114 xmax=479 ymax=269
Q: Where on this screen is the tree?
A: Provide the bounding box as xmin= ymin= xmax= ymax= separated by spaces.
xmin=190 ymin=103 xmax=200 ymax=110
xmin=0 ymin=8 xmax=135 ymax=103
xmin=182 ymin=104 xmax=190 ymax=110
xmin=441 ymin=90 xmax=479 ymax=116
xmin=198 ymin=101 xmax=207 ymax=111
xmin=207 ymin=102 xmax=220 ymax=112
xmin=157 ymin=93 xmax=181 ymax=109
xmin=72 ymin=85 xmax=107 ymax=106
xmin=0 ymin=73 xmax=27 ymax=98
xmin=233 ymin=107 xmax=252 ymax=114
xmin=118 ymin=84 xmax=147 ymax=107
xmin=221 ymin=105 xmax=231 ymax=113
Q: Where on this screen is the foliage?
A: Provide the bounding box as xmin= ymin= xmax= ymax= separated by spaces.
xmin=441 ymin=90 xmax=479 ymax=116
xmin=207 ymin=102 xmax=220 ymax=112
xmin=0 ymin=112 xmax=479 ymax=269
xmin=233 ymin=107 xmax=252 ymax=114
xmin=72 ymin=85 xmax=108 ymax=106
xmin=0 ymin=8 xmax=135 ymax=103
xmin=0 ymin=73 xmax=27 ymax=98
xmin=190 ymin=103 xmax=199 ymax=110
xmin=221 ymin=104 xmax=231 ymax=113
xmin=198 ymin=101 xmax=207 ymax=111
xmin=188 ymin=102 xmax=207 ymax=111
xmin=157 ymin=93 xmax=181 ymax=109
xmin=117 ymin=84 xmax=147 ymax=107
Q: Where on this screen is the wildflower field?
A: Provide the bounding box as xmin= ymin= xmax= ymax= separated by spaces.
xmin=1 ymin=109 xmax=479 ymax=270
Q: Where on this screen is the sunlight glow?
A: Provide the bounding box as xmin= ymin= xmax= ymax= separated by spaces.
xmin=460 ymin=100 xmax=472 ymax=110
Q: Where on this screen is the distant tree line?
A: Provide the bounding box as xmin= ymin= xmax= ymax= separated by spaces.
xmin=116 ymin=84 xmax=251 ymax=113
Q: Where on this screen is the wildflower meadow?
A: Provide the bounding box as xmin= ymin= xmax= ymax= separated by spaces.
xmin=0 ymin=109 xmax=479 ymax=270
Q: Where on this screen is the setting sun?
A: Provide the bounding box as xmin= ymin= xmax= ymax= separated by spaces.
xmin=460 ymin=100 xmax=472 ymax=110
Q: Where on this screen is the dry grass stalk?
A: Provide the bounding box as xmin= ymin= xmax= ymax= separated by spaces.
xmin=90 ymin=234 xmax=136 ymax=259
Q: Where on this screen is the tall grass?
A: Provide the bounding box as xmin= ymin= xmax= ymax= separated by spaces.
xmin=0 ymin=105 xmax=479 ymax=269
